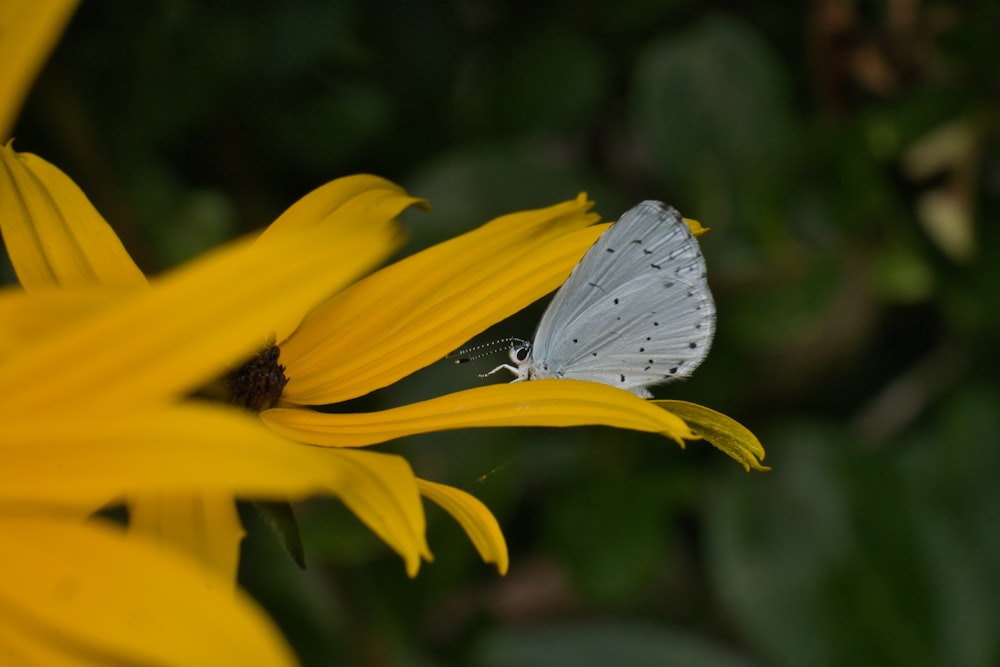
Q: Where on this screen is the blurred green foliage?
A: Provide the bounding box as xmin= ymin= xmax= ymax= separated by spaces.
xmin=15 ymin=1 xmax=1000 ymax=665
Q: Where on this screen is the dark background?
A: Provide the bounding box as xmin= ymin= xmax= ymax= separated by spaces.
xmin=14 ymin=1 xmax=1000 ymax=666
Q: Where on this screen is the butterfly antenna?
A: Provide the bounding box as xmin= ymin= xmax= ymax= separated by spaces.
xmin=446 ymin=337 xmax=530 ymax=364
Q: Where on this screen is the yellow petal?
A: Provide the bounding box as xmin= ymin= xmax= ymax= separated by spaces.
xmin=418 ymin=478 xmax=509 ymax=575
xmin=2 ymin=403 xmax=430 ymax=573
xmin=684 ymin=217 xmax=709 ymax=236
xmin=0 ymin=1 xmax=79 ymax=139
xmin=0 ymin=515 xmax=298 ymax=667
xmin=0 ymin=216 xmax=402 ymax=411
xmin=260 ymin=173 xmax=428 ymax=240
xmin=281 ymin=195 xmax=602 ymax=404
xmin=128 ymin=494 xmax=245 ymax=579
xmin=653 ymin=400 xmax=769 ymax=471
xmin=262 ymin=379 xmax=697 ymax=447
xmin=0 ymin=285 xmax=128 ymax=353
xmin=0 ymin=404 xmax=329 ymax=503
xmin=257 ymin=174 xmax=428 ymax=342
xmin=0 ymin=145 xmax=147 ymax=288
xmin=327 ymin=449 xmax=432 ymax=577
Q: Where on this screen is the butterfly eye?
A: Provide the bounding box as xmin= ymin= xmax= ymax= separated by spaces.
xmin=510 ymin=343 xmax=531 ymax=363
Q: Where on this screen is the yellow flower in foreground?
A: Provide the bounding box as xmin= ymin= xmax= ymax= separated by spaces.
xmin=0 ymin=217 xmax=423 ymax=665
xmin=2 ymin=140 xmax=767 ymax=568
xmin=0 ymin=144 xmax=470 ymax=576
xmin=1 ymin=154 xmax=766 ymax=666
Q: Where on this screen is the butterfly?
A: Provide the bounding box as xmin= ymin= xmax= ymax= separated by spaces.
xmin=485 ymin=200 xmax=715 ymax=398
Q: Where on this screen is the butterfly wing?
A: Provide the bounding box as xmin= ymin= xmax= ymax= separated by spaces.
xmin=529 ymin=201 xmax=715 ymax=394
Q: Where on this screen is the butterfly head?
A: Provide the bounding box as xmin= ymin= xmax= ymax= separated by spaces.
xmin=509 ymin=340 xmax=531 ymax=365
xmin=508 ymin=339 xmax=551 ymax=381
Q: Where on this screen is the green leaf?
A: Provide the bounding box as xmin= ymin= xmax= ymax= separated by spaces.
xmin=631 ymin=14 xmax=794 ymax=226
xmin=706 ymin=398 xmax=1000 ymax=667
xmin=543 ymin=471 xmax=690 ymax=604
xmin=487 ymin=28 xmax=608 ymax=135
xmin=474 ymin=621 xmax=757 ymax=667
xmin=253 ymin=500 xmax=306 ymax=570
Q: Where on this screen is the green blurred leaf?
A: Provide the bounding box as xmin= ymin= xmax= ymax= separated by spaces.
xmin=484 ymin=27 xmax=608 ymax=135
xmin=706 ymin=423 xmax=852 ymax=666
xmin=706 ymin=394 xmax=1000 ymax=667
xmin=296 ymin=499 xmax=393 ymax=567
xmin=274 ymin=83 xmax=394 ymax=169
xmin=631 ymin=13 xmax=794 ymax=227
xmin=596 ymin=0 xmax=697 ymax=32
xmin=254 ymin=500 xmax=306 ymax=569
xmin=543 ymin=471 xmax=688 ymax=604
xmin=872 ymin=242 xmax=935 ymax=303
xmin=475 ymin=621 xmax=757 ymax=667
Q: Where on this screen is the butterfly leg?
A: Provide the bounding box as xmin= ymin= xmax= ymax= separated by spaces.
xmin=479 ymin=363 xmax=519 ymax=379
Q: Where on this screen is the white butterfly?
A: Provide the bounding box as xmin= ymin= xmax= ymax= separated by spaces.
xmin=488 ymin=200 xmax=716 ymax=398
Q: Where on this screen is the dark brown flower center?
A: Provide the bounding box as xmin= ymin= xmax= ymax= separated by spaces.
xmin=225 ymin=344 xmax=288 ymax=412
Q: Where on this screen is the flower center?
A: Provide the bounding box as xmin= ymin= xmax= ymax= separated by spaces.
xmin=225 ymin=344 xmax=288 ymax=412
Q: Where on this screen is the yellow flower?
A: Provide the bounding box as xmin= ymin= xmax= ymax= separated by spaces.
xmin=0 ymin=3 xmax=318 ymax=662
xmin=0 ymin=143 xmax=485 ymax=576
xmin=0 ymin=187 xmax=427 ymax=665
xmin=2 ymin=138 xmax=766 ymax=578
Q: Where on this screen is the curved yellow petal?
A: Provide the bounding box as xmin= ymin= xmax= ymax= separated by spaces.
xmin=418 ymin=478 xmax=509 ymax=575
xmin=0 ymin=217 xmax=402 ymax=411
xmin=0 ymin=1 xmax=79 ymax=139
xmin=2 ymin=403 xmax=431 ymax=574
xmin=0 ymin=145 xmax=147 ymax=288
xmin=260 ymin=173 xmax=428 ymax=240
xmin=684 ymin=218 xmax=708 ymax=236
xmin=128 ymin=494 xmax=245 ymax=579
xmin=257 ymin=174 xmax=428 ymax=342
xmin=0 ymin=515 xmax=298 ymax=667
xmin=653 ymin=400 xmax=769 ymax=471
xmin=281 ymin=195 xmax=603 ymax=404
xmin=329 ymin=449 xmax=431 ymax=577
xmin=262 ymin=379 xmax=697 ymax=447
